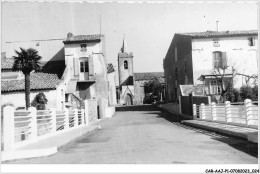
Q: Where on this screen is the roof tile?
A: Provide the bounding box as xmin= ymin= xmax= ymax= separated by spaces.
xmin=178 ymin=30 xmax=258 ymax=39
xmin=1 ymin=72 xmax=61 ymax=92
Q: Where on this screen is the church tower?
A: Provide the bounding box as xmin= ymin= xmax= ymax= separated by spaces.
xmin=118 ymin=35 xmax=134 ymax=105
xmin=118 ymin=35 xmax=134 ymax=87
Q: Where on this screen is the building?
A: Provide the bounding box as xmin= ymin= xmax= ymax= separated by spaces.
xmin=1 ymin=33 xmax=117 ymax=113
xmin=1 ymin=55 xmax=66 ymax=110
xmin=163 ymin=30 xmax=258 ymax=102
xmin=117 ymin=37 xmax=164 ymax=105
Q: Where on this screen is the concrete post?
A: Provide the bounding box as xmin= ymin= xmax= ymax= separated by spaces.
xmin=74 ymin=108 xmax=78 ymax=127
xmin=208 ymin=96 xmax=212 ymax=104
xmin=179 ymin=96 xmax=182 ymax=114
xmin=28 ymin=107 xmax=37 ymax=141
xmin=81 ymin=109 xmax=85 ymax=125
xmin=193 ymin=104 xmax=197 ymax=119
xmin=225 ymin=101 xmax=231 ymax=123
xmin=84 ymin=100 xmax=89 ymax=125
xmin=64 ymin=108 xmax=69 ymax=130
xmin=98 ymin=98 xmax=108 ymax=119
xmin=3 ymin=106 xmax=15 ymax=151
xmin=211 ymin=102 xmax=217 ymax=121
xmin=245 ymin=99 xmax=254 ymax=126
xmin=49 ymin=108 xmax=56 ymax=134
xmin=201 ymin=103 xmax=206 ymax=120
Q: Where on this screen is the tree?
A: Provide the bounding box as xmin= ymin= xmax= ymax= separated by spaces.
xmin=144 ymin=76 xmax=164 ymax=101
xmin=12 ymin=48 xmax=42 ymax=109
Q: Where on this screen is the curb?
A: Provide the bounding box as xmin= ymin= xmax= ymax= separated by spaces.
xmin=1 ymin=125 xmax=100 ymax=162
xmin=182 ymin=120 xmax=258 ymax=143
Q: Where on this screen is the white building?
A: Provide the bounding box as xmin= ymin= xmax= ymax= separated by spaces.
xmin=164 ymin=30 xmax=258 ymax=102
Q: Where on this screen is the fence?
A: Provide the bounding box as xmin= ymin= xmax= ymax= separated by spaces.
xmin=193 ymin=99 xmax=258 ymax=128
xmin=3 ymin=107 xmax=86 ymax=151
xmin=180 ymin=95 xmax=210 ymax=116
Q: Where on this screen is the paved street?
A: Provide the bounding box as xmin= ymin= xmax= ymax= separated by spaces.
xmin=5 ymin=106 xmax=257 ymax=164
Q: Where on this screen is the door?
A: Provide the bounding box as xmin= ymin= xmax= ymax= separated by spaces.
xmin=79 ymin=57 xmax=89 ymax=80
xmin=125 ymin=94 xmax=133 ymax=105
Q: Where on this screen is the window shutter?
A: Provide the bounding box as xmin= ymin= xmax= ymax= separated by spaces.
xmin=222 ymin=52 xmax=227 ymax=68
xmin=73 ymin=58 xmax=79 ymax=76
xmin=88 ymin=55 xmax=94 ymax=76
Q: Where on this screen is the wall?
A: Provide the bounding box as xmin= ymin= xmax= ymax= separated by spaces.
xmin=2 ymin=39 xmax=64 ymax=61
xmin=192 ymin=36 xmax=258 ymax=88
xmin=2 ymin=90 xmax=59 ymax=109
xmin=134 ymin=80 xmax=147 ymax=105
xmin=164 ymin=34 xmax=193 ymax=102
xmin=181 ymin=95 xmax=209 ymax=116
xmin=107 ymin=72 xmax=117 ymax=106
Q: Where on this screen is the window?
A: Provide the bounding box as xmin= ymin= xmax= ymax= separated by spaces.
xmin=175 ymin=67 xmax=178 ymax=78
xmin=80 ymin=61 xmax=89 ymax=72
xmin=206 ymin=80 xmax=221 ymax=95
xmin=213 ymin=39 xmax=220 ymax=47
xmin=213 ymin=51 xmax=227 ymax=69
xmin=174 ymin=88 xmax=177 ymax=98
xmin=248 ymin=37 xmax=255 ymax=46
xmin=124 ymin=60 xmax=128 ymax=69
xmin=210 ymin=81 xmax=218 ymax=95
xmin=80 ymin=44 xmax=87 ymax=51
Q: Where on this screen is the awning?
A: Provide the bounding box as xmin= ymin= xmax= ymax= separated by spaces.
xmin=198 ymin=74 xmax=233 ymax=81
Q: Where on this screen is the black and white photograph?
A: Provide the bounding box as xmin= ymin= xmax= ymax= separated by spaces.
xmin=1 ymin=0 xmax=259 ymax=173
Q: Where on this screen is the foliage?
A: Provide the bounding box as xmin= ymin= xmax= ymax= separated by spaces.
xmin=240 ymin=85 xmax=258 ymax=101
xmin=31 ymin=93 xmax=48 ymax=110
xmin=144 ymin=76 xmax=163 ymax=96
xmin=224 ymin=88 xmax=241 ymax=103
xmin=12 ymin=48 xmax=42 ymax=109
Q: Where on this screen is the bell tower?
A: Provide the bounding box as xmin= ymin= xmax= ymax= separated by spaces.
xmin=118 ymin=35 xmax=134 ymax=87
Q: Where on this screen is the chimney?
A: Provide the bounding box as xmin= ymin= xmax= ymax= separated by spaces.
xmin=216 ymin=21 xmax=219 ymax=32
xmin=1 ymin=52 xmax=6 ymax=60
xmin=67 ymin=32 xmax=73 ymax=40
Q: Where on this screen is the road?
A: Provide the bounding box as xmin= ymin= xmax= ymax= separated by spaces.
xmin=5 ymin=106 xmax=258 ymax=164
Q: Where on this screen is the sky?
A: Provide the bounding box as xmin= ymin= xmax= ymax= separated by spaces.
xmin=1 ymin=1 xmax=258 ymax=73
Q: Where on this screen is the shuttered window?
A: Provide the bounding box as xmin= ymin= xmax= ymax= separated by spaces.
xmin=73 ymin=58 xmax=79 ymax=76
xmin=213 ymin=51 xmax=227 ymax=69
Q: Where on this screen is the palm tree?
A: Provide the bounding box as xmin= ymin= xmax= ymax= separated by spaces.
xmin=12 ymin=48 xmax=42 ymax=109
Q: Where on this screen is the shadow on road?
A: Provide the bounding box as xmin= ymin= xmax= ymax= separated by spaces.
xmin=116 ymin=104 xmax=159 ymax=111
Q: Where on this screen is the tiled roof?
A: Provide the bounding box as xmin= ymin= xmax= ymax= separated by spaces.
xmin=1 ymin=58 xmax=65 ymax=79
xmin=107 ymin=63 xmax=115 ymax=74
xmin=63 ymin=34 xmax=104 ymax=43
xmin=134 ymin=72 xmax=164 ymax=82
xmin=1 ymin=72 xmax=61 ymax=92
xmin=178 ymin=30 xmax=258 ymax=39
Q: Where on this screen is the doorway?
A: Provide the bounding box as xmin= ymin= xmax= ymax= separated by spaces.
xmin=79 ymin=57 xmax=89 ymax=80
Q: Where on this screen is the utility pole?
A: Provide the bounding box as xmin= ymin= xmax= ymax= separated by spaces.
xmin=216 ymin=21 xmax=219 ymax=32
xmin=100 ymin=15 xmax=102 ymax=34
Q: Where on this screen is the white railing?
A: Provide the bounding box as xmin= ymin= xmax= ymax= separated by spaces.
xmin=3 ymin=106 xmax=87 ymax=151
xmin=193 ymin=99 xmax=258 ymax=128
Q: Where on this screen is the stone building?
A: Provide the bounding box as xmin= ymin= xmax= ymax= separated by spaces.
xmin=1 ymin=33 xmax=117 ymax=115
xmin=117 ymin=37 xmax=164 ymax=105
xmin=163 ymin=30 xmax=258 ymax=102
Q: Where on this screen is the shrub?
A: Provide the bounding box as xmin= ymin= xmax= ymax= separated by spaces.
xmin=31 ymin=93 xmax=48 ymax=110
xmin=225 ymin=88 xmax=241 ymax=102
xmin=240 ymin=85 xmax=258 ymax=101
